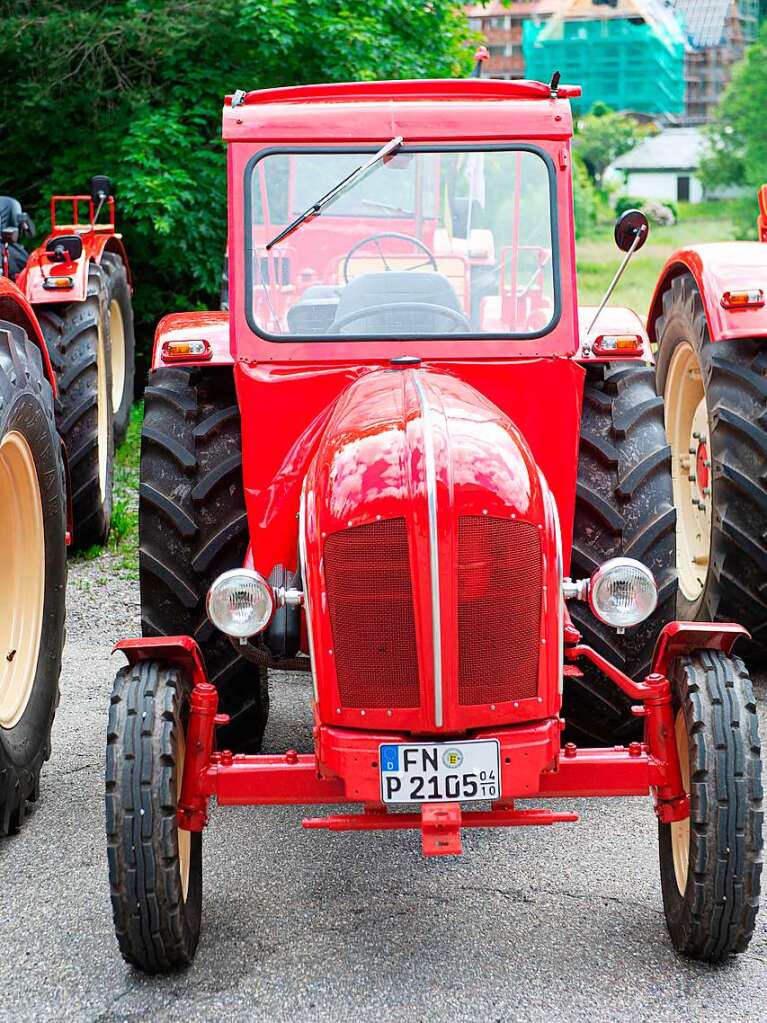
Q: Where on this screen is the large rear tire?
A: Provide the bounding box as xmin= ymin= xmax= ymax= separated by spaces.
xmin=106 ymin=659 xmax=202 ymax=972
xmin=655 ymin=272 xmax=767 ymax=655
xmin=38 ymin=263 xmax=114 ymax=550
xmin=139 ymin=367 xmax=268 ymax=752
xmin=0 ymin=321 xmax=67 ymax=835
xmin=658 ymin=649 xmax=762 ymax=960
xmin=101 ymin=251 xmax=135 ymax=447
xmin=566 ymin=363 xmax=678 ymax=745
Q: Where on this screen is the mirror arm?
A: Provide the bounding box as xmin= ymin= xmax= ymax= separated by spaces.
xmin=586 ymin=225 xmax=646 ymax=335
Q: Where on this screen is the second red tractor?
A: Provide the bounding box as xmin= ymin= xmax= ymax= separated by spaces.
xmin=1 ymin=178 xmax=135 ymax=548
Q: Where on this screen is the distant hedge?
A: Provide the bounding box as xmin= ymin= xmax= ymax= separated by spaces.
xmin=0 ymin=2 xmax=472 ymax=381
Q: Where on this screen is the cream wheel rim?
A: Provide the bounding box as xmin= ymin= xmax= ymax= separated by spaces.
xmin=177 ymin=728 xmax=191 ymax=901
xmin=109 ymin=299 xmax=125 ymax=416
xmin=665 ymin=341 xmax=712 ymax=603
xmin=0 ymin=431 xmax=45 ymax=729
xmin=97 ymin=315 xmax=109 ymax=503
xmin=671 ymin=710 xmax=691 ymax=895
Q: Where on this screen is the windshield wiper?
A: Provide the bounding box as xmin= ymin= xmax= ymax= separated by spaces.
xmin=265 ymin=136 xmax=403 ymax=250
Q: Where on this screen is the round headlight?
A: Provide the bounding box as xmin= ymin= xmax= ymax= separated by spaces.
xmin=589 ymin=558 xmax=657 ymax=628
xmin=206 ymin=569 xmax=274 ymax=638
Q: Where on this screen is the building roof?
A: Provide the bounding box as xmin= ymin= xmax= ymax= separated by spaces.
xmin=670 ymin=0 xmax=732 ymax=48
xmin=609 ymin=127 xmax=706 ymax=171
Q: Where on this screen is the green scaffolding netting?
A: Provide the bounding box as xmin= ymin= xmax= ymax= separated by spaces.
xmin=522 ymin=16 xmax=686 ymax=116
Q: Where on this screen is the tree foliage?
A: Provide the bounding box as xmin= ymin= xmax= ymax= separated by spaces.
xmin=699 ymin=21 xmax=767 ymax=236
xmin=0 ymin=1 xmax=472 ymax=366
xmin=575 ymin=104 xmax=639 ymax=189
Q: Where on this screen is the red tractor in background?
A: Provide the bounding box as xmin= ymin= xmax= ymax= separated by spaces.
xmin=105 ymin=78 xmax=762 ymax=972
xmin=0 ymin=177 xmax=135 ymax=549
xmin=0 ymin=277 xmax=67 ymax=834
xmin=649 ymin=184 xmax=767 ymax=655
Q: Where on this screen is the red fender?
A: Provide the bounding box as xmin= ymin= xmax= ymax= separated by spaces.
xmin=650 ymin=621 xmax=749 ymax=680
xmin=151 ymin=311 xmax=233 ymax=370
xmin=114 ymin=636 xmax=210 ymax=688
xmin=0 ymin=276 xmax=57 ymax=393
xmin=648 ymin=243 xmax=767 ymax=344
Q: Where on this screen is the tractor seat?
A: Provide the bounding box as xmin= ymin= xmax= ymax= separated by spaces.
xmin=331 ymin=271 xmax=462 ymax=335
xmin=0 ymin=196 xmax=29 ymax=280
xmin=0 ymin=196 xmax=23 ymax=234
xmin=286 ymin=285 xmax=341 ymax=334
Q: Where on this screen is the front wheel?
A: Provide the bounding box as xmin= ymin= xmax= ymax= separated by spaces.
xmin=659 ymin=649 xmax=763 ymax=960
xmin=105 ymin=659 xmax=202 ymax=972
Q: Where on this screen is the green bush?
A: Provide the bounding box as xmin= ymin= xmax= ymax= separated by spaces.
xmin=572 ymin=154 xmax=599 ymax=238
xmin=0 ymin=2 xmax=473 ymax=380
xmin=615 ymin=196 xmax=646 ymax=218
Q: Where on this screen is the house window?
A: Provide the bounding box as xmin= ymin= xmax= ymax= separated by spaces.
xmin=677 ymin=175 xmax=691 ymax=202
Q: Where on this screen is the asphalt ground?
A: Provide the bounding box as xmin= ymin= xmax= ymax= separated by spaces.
xmin=1 ymin=557 xmax=765 ymax=1023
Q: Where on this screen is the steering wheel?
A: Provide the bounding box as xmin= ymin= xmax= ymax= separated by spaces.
xmin=342 ymin=232 xmax=437 ymax=284
xmin=332 ymin=301 xmax=471 ymax=334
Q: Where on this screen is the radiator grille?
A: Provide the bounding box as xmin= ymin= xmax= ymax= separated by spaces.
xmin=324 ymin=518 xmax=419 ymax=708
xmin=457 ymin=516 xmax=541 ymax=705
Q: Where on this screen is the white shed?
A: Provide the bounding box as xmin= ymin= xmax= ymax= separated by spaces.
xmin=607 ymin=127 xmax=706 ymax=204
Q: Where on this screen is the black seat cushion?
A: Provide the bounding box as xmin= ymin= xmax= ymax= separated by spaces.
xmin=0 ymin=196 xmax=23 ymax=235
xmin=331 ymin=271 xmax=462 ymax=334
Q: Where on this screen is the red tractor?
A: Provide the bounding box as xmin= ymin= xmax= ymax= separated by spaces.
xmin=0 ymin=277 xmax=67 ymax=834
xmin=1 ymin=178 xmax=135 ymax=548
xmin=105 ymin=78 xmax=762 ymax=972
xmin=649 ymin=184 xmax=767 ymax=655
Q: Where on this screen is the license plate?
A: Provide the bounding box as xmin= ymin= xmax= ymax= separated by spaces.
xmin=379 ymin=739 xmax=501 ymax=804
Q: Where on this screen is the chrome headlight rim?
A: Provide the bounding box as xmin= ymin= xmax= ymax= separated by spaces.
xmin=588 ymin=556 xmax=658 ymax=628
xmin=206 ymin=568 xmax=275 ymax=638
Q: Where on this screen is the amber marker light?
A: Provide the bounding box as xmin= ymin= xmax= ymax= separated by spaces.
xmin=593 ymin=334 xmax=643 ymax=356
xmin=42 ymin=276 xmax=74 ymax=290
xmin=161 ymin=338 xmax=212 ymax=362
xmin=721 ymin=288 xmax=764 ymax=310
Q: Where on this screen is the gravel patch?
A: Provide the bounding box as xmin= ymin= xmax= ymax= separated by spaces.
xmin=0 ymin=555 xmax=764 ymax=1023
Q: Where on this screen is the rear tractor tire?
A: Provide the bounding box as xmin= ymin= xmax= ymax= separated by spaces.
xmin=566 ymin=363 xmax=678 ymax=746
xmin=0 ymin=321 xmax=67 ymax=835
xmin=658 ymin=649 xmax=763 ymax=960
xmin=655 ymin=272 xmax=767 ymax=655
xmin=101 ymin=251 xmax=135 ymax=447
xmin=139 ymin=366 xmax=268 ymax=752
xmin=106 ymin=659 xmax=202 ymax=972
xmin=38 ymin=262 xmax=114 ymax=550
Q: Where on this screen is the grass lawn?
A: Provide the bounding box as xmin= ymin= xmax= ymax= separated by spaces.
xmin=576 ymin=203 xmax=738 ymax=315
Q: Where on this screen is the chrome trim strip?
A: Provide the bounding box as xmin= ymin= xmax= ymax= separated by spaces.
xmin=298 ymin=482 xmax=320 ymax=702
xmin=412 ymin=371 xmax=444 ymax=727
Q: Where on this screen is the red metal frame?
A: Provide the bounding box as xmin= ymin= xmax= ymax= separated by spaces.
xmin=115 ymin=617 xmax=746 ymax=854
xmin=15 ymin=192 xmax=131 ymax=307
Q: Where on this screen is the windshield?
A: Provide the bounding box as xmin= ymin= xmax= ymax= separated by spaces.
xmin=246 ymin=146 xmax=558 ymax=340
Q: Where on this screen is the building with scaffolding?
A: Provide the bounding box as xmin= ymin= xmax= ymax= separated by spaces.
xmin=465 ymin=0 xmax=764 ymax=122
xmin=672 ymin=1 xmax=762 ymax=123
xmin=522 ymin=0 xmax=687 ymax=117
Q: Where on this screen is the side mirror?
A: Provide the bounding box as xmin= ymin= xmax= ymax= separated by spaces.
xmin=90 ymin=175 xmax=112 ymax=202
xmin=46 ymin=234 xmax=83 ymax=262
xmin=614 ymin=209 xmax=649 ymax=253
